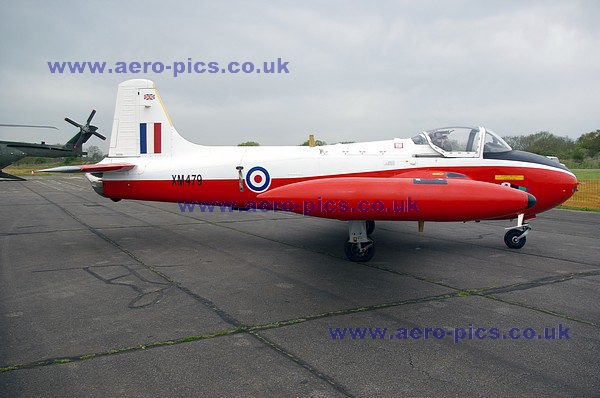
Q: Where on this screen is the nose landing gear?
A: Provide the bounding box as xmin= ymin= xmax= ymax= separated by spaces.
xmin=504 ymin=213 xmax=531 ymax=249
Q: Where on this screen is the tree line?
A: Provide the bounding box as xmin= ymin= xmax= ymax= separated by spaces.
xmin=502 ymin=130 xmax=599 ymax=168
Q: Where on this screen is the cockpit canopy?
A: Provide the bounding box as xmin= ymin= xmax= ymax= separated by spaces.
xmin=411 ymin=127 xmax=512 ymax=158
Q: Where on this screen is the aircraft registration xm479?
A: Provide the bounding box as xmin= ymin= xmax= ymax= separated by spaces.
xmin=40 ymin=79 xmax=578 ymax=262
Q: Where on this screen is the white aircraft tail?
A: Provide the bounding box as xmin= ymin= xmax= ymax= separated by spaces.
xmin=108 ymin=79 xmax=187 ymax=157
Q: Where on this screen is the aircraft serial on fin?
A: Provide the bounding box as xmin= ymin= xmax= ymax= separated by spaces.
xmin=0 ymin=111 xmax=106 ymax=180
xmin=40 ymin=79 xmax=579 ymax=261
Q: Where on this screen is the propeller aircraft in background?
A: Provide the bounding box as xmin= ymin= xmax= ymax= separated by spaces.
xmin=0 ymin=111 xmax=106 ymax=180
xmin=40 ymin=79 xmax=578 ymax=261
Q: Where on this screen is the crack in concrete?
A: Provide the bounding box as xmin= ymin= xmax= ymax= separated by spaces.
xmin=481 ymin=270 xmax=600 ymax=295
xmin=84 ymin=265 xmax=171 ymax=309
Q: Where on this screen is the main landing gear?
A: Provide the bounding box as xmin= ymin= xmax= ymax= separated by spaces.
xmin=504 ymin=214 xmax=531 ymax=249
xmin=345 ymin=220 xmax=376 ymax=262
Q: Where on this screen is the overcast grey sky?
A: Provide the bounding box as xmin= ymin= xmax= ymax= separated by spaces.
xmin=1 ymin=0 xmax=598 ymax=152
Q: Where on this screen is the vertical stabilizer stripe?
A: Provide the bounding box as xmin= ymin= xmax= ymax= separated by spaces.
xmin=140 ymin=123 xmax=147 ymax=154
xmin=154 ymin=123 xmax=162 ymax=154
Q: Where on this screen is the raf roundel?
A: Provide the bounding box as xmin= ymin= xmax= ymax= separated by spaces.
xmin=245 ymin=166 xmax=271 ymax=193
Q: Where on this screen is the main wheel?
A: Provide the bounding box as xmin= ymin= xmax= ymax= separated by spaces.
xmin=366 ymin=220 xmax=375 ymax=236
xmin=504 ymin=229 xmax=526 ymax=249
xmin=344 ymin=240 xmax=375 ymax=262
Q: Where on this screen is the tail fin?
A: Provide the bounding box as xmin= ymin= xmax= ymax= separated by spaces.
xmin=108 ymin=79 xmax=187 ymax=157
xmin=63 ymin=133 xmax=85 ymax=153
xmin=63 ymin=129 xmax=98 ymax=152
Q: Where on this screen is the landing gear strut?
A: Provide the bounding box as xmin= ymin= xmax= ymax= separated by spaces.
xmin=504 ymin=214 xmax=531 ymax=249
xmin=345 ymin=220 xmax=375 ymax=262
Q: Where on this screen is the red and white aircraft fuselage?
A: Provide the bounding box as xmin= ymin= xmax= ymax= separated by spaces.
xmin=42 ymin=79 xmax=578 ymax=261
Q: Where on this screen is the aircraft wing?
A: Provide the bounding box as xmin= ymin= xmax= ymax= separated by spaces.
xmin=36 ymin=163 xmax=135 ymax=173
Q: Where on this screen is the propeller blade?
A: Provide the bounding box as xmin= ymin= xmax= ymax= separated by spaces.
xmin=0 ymin=124 xmax=57 ymax=129
xmin=88 ymin=124 xmax=106 ymax=140
xmin=94 ymin=132 xmax=107 ymax=141
xmin=65 ymin=117 xmax=82 ymax=128
xmin=65 ymin=110 xmax=104 ymax=147
xmin=86 ymin=109 xmax=96 ymax=125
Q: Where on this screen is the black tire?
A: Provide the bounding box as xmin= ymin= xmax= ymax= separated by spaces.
xmin=504 ymin=229 xmax=526 ymax=249
xmin=344 ymin=240 xmax=375 ymax=262
xmin=366 ymin=220 xmax=375 ymax=236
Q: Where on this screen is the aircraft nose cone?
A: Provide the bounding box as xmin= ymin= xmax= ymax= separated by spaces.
xmin=527 ymin=193 xmax=537 ymax=209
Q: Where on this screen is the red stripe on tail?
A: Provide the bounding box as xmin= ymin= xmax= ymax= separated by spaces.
xmin=154 ymin=122 xmax=162 ymax=154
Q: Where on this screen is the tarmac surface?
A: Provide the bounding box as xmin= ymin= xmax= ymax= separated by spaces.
xmin=1 ymin=176 xmax=599 ymax=397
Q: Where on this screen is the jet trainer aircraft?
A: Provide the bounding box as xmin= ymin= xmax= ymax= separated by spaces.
xmin=40 ymin=79 xmax=578 ymax=261
xmin=0 ymin=111 xmax=106 ymax=180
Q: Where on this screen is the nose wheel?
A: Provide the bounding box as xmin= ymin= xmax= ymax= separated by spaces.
xmin=504 ymin=214 xmax=531 ymax=249
xmin=504 ymin=229 xmax=527 ymax=249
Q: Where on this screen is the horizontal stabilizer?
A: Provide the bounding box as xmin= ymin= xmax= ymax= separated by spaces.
xmin=37 ymin=163 xmax=135 ymax=173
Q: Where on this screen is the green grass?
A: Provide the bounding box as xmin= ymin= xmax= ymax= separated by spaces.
xmin=5 ymin=160 xmax=86 ymax=176
xmin=560 ymin=205 xmax=600 ymax=212
xmin=561 ymin=169 xmax=599 ymax=212
xmin=572 ymin=169 xmax=600 ymax=180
